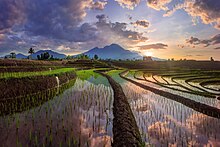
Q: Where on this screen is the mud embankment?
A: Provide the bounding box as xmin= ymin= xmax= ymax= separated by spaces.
xmin=95 ymin=70 xmax=143 ymax=147
xmin=0 ymin=71 xmax=76 ymax=99
xmin=0 ymin=79 xmax=76 ymax=116
xmin=121 ymin=71 xmax=220 ymax=119
xmin=0 ymin=59 xmax=66 ymax=66
xmin=0 ymin=66 xmax=64 ymax=73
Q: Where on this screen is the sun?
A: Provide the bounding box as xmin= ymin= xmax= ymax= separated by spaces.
xmin=144 ymin=51 xmax=153 ymax=56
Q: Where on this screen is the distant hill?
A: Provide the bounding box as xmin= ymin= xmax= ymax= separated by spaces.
xmin=16 ymin=53 xmax=27 ymax=59
xmin=31 ymin=50 xmax=66 ymax=59
xmin=1 ymin=53 xmax=27 ymax=59
xmin=78 ymin=44 xmax=164 ymax=61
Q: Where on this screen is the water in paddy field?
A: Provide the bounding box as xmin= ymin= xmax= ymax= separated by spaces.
xmin=1 ymin=70 xmax=220 ymax=147
xmin=0 ymin=77 xmax=114 ymax=147
xmin=122 ymin=81 xmax=220 ymax=146
xmin=130 ymin=74 xmax=220 ymax=109
xmin=110 ymin=72 xmax=220 ymax=146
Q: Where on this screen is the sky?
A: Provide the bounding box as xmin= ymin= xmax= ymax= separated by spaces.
xmin=0 ymin=0 xmax=220 ymax=60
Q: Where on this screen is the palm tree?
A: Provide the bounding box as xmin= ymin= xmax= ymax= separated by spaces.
xmin=28 ymin=48 xmax=35 ymax=59
xmin=10 ymin=52 xmax=16 ymax=58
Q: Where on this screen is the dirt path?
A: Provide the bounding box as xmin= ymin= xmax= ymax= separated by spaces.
xmin=95 ymin=70 xmax=143 ymax=147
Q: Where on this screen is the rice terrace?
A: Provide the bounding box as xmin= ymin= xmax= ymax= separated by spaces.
xmin=1 ymin=0 xmax=220 ymax=146
xmin=0 ymin=58 xmax=220 ymax=146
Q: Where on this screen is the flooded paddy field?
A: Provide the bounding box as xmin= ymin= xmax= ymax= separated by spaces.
xmin=1 ymin=59 xmax=220 ymax=147
xmin=108 ymin=70 xmax=220 ymax=146
xmin=0 ymin=69 xmax=114 ymax=146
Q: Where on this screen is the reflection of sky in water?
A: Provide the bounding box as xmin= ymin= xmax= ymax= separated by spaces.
xmin=204 ymin=84 xmax=220 ymax=91
xmin=129 ymin=75 xmax=220 ymax=109
xmin=0 ymin=78 xmax=113 ymax=147
xmin=189 ymin=82 xmax=220 ymax=95
xmin=88 ymin=76 xmax=110 ymax=87
xmin=122 ymin=82 xmax=220 ymax=146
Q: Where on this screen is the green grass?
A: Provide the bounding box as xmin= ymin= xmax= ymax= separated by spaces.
xmin=76 ymin=68 xmax=110 ymax=81
xmin=107 ymin=69 xmax=124 ymax=76
xmin=76 ymin=69 xmax=98 ymax=80
xmin=0 ymin=68 xmax=75 ymax=79
xmin=106 ymin=69 xmax=126 ymax=84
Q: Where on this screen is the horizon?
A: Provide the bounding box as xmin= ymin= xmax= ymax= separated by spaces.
xmin=0 ymin=0 xmax=220 ymax=60
xmin=2 ymin=46 xmax=219 ymax=61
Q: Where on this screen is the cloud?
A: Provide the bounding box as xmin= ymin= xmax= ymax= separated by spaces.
xmin=95 ymin=14 xmax=148 ymax=46
xmin=115 ymin=0 xmax=141 ymax=9
xmin=0 ymin=0 xmax=106 ymax=41
xmin=138 ymin=43 xmax=168 ymax=50
xmin=131 ymin=20 xmax=150 ymax=28
xmin=165 ymin=0 xmax=220 ymax=30
xmin=91 ymin=1 xmax=108 ymax=10
xmin=164 ymin=2 xmax=184 ymax=17
xmin=0 ymin=12 xmax=148 ymax=55
xmin=114 ymin=0 xmax=220 ymax=31
xmin=0 ymin=0 xmax=110 ymax=55
xmin=24 ymin=0 xmax=99 ymax=41
xmin=96 ymin=14 xmax=108 ymax=22
xmin=177 ymin=44 xmax=185 ymax=48
xmin=0 ymin=0 xmax=26 ymax=32
xmin=115 ymin=0 xmax=173 ymax=11
xmin=214 ymin=47 xmax=220 ymax=50
xmin=0 ymin=34 xmax=6 ymax=43
xmin=184 ymin=0 xmax=220 ymax=29
xmin=186 ymin=34 xmax=220 ymax=47
xmin=147 ymin=0 xmax=172 ymax=11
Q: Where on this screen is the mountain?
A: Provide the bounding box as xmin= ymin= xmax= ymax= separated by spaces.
xmin=151 ymin=57 xmax=166 ymax=61
xmin=32 ymin=50 xmax=66 ymax=59
xmin=82 ymin=44 xmax=142 ymax=60
xmin=0 ymin=53 xmax=27 ymax=59
xmin=80 ymin=44 xmax=164 ymax=61
xmin=16 ymin=53 xmax=27 ymax=59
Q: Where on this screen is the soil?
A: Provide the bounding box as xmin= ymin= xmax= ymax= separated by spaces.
xmin=0 ymin=59 xmax=66 ymax=66
xmin=0 ymin=66 xmax=64 ymax=73
xmin=95 ymin=70 xmax=143 ymax=147
xmin=0 ymin=71 xmax=76 ymax=99
xmin=0 ymin=79 xmax=76 ymax=116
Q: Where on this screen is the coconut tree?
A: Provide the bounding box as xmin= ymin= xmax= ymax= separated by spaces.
xmin=28 ymin=48 xmax=35 ymax=59
xmin=10 ymin=52 xmax=16 ymax=58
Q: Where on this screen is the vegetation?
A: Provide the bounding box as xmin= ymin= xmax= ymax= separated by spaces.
xmin=0 ymin=59 xmax=220 ymax=146
xmin=76 ymin=54 xmax=89 ymax=59
xmin=0 ymin=68 xmax=75 ymax=79
xmin=10 ymin=52 xmax=16 ymax=58
xmin=37 ymin=52 xmax=54 ymax=60
xmin=28 ymin=47 xmax=35 ymax=59
xmin=94 ymin=54 xmax=99 ymax=60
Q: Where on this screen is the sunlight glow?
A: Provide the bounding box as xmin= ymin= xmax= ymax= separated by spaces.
xmin=144 ymin=51 xmax=153 ymax=56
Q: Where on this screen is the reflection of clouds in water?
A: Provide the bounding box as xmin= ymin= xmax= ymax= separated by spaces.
xmin=216 ymin=100 xmax=220 ymax=109
xmin=0 ymin=78 xmax=113 ymax=146
xmin=186 ymin=114 xmax=220 ymax=146
xmin=120 ymin=81 xmax=220 ymax=146
xmin=73 ymin=78 xmax=92 ymax=92
xmin=90 ymin=136 xmax=111 ymax=147
xmin=148 ymin=121 xmax=174 ymax=145
xmin=71 ymin=79 xmax=113 ymax=146
xmin=79 ymin=115 xmax=112 ymax=147
xmin=146 ymin=113 xmax=220 ymax=146
xmin=136 ymin=103 xmax=150 ymax=112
